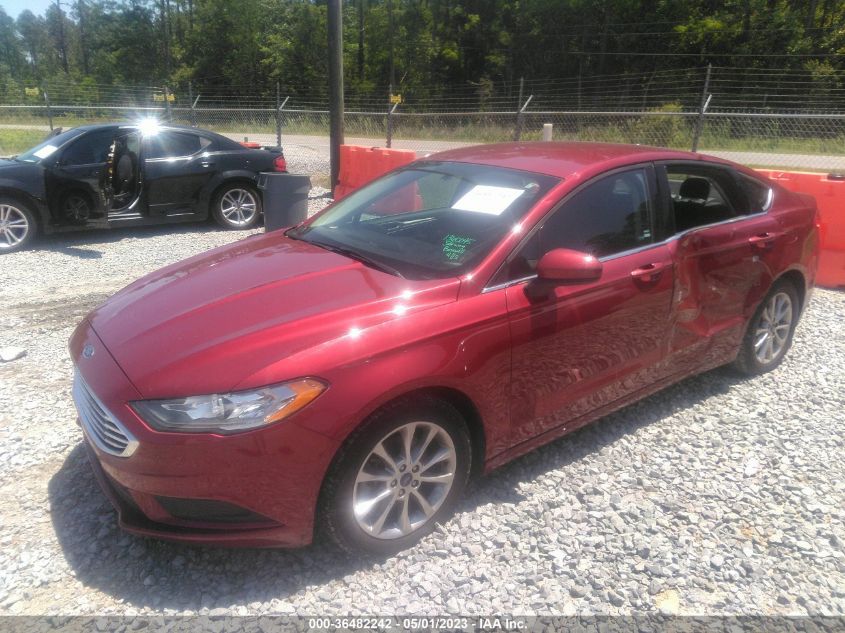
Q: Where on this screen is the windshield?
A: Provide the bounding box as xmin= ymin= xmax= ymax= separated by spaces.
xmin=15 ymin=128 xmax=87 ymax=163
xmin=288 ymin=161 xmax=559 ymax=280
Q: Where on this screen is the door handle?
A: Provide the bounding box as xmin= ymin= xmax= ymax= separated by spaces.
xmin=630 ymin=262 xmax=665 ymax=283
xmin=201 ymin=161 xmax=216 ymax=168
xmin=748 ymin=232 xmax=782 ymax=249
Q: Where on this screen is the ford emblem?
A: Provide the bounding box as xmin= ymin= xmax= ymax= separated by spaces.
xmin=82 ymin=344 xmax=95 ymax=359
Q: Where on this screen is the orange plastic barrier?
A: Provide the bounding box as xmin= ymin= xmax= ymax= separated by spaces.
xmin=757 ymin=170 xmax=845 ymax=289
xmin=335 ymin=145 xmax=416 ymax=201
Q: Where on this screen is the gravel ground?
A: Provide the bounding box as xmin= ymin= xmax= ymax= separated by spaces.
xmin=0 ymin=202 xmax=843 ymax=616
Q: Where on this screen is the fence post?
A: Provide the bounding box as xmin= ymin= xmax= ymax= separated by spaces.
xmin=42 ymin=86 xmax=53 ymax=131
xmin=514 ymin=94 xmax=533 ymax=142
xmin=691 ymin=64 xmax=712 ymax=152
xmin=277 ymin=96 xmax=289 ymax=148
xmin=188 ymin=81 xmax=198 ymax=127
xmin=164 ymin=85 xmax=173 ymax=122
xmin=513 ymin=77 xmax=524 ymax=141
xmin=386 ymin=84 xmax=393 ymax=148
xmin=275 ymin=82 xmax=282 ymax=147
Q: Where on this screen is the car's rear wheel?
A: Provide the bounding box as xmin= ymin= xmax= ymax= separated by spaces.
xmin=735 ymin=280 xmax=800 ymax=375
xmin=321 ymin=396 xmax=471 ymax=555
xmin=212 ymin=183 xmax=262 ymax=230
xmin=0 ymin=198 xmax=37 ymax=253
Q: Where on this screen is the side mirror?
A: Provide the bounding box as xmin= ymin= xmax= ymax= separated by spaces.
xmin=535 ymin=248 xmax=602 ymax=284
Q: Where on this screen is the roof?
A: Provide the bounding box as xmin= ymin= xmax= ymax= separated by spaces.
xmin=72 ymin=122 xmax=200 ymax=133
xmin=427 ymin=142 xmax=707 ymax=179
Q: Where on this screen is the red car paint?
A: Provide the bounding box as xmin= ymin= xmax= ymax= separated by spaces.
xmin=70 ymin=143 xmax=819 ymax=547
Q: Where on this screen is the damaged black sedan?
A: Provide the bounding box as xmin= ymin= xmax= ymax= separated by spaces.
xmin=0 ymin=122 xmax=286 ymax=252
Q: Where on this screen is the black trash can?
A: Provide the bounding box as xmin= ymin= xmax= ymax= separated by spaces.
xmin=258 ymin=172 xmax=312 ymax=232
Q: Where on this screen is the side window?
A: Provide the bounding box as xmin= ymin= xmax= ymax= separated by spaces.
xmin=492 ymin=169 xmax=653 ymax=285
xmin=740 ymin=174 xmax=772 ymax=213
xmin=60 ymin=130 xmax=115 ymax=165
xmin=541 ymin=169 xmax=653 ymax=258
xmin=145 ymin=132 xmax=205 ymax=159
xmin=667 ymin=165 xmax=747 ymax=232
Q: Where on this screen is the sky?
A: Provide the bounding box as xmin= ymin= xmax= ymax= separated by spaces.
xmin=1 ymin=0 xmax=55 ymax=19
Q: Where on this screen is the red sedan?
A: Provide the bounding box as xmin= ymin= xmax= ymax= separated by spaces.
xmin=70 ymin=143 xmax=819 ymax=554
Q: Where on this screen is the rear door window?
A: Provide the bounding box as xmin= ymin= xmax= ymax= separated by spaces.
xmin=145 ymin=132 xmax=208 ymax=159
xmin=664 ymin=164 xmax=747 ymax=232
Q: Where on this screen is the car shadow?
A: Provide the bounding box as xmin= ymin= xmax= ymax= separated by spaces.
xmin=48 ymin=365 xmax=741 ymax=611
xmin=35 ymin=222 xmax=253 ymax=255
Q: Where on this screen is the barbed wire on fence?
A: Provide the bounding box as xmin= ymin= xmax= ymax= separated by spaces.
xmin=2 ymin=65 xmax=844 ymax=173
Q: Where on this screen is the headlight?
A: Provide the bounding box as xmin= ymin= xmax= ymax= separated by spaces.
xmin=130 ymin=378 xmax=326 ymax=434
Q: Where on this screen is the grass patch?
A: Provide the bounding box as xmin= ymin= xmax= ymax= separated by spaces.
xmin=0 ymin=129 xmax=51 ymax=156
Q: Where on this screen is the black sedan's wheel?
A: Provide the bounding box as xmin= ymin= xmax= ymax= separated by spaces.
xmin=62 ymin=193 xmax=92 ymax=223
xmin=212 ymin=184 xmax=262 ymax=229
xmin=321 ymin=396 xmax=471 ymax=555
xmin=735 ymin=280 xmax=800 ymax=375
xmin=0 ymin=199 xmax=37 ymax=253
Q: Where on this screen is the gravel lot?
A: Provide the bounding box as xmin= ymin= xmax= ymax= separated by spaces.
xmin=0 ymin=193 xmax=843 ymax=616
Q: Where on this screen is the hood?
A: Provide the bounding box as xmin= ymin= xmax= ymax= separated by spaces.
xmin=0 ymin=159 xmax=38 ymax=174
xmin=87 ymin=232 xmax=459 ymax=398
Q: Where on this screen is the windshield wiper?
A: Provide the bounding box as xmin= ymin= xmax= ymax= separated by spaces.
xmin=308 ymin=239 xmax=405 ymax=278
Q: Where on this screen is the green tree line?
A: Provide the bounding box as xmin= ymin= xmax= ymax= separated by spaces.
xmin=0 ymin=0 xmax=843 ymax=107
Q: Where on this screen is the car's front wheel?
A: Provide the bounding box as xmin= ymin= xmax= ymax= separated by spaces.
xmin=211 ymin=183 xmax=262 ymax=230
xmin=0 ymin=198 xmax=37 ymax=253
xmin=321 ymin=396 xmax=472 ymax=555
xmin=735 ymin=279 xmax=801 ymax=375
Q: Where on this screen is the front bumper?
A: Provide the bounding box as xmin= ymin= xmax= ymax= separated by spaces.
xmin=71 ymin=321 xmax=340 ymax=548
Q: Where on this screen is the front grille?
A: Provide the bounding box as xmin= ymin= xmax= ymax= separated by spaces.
xmin=72 ymin=371 xmax=138 ymax=458
xmin=155 ymin=496 xmax=276 ymax=525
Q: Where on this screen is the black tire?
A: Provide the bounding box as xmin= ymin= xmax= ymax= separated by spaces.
xmin=320 ymin=396 xmax=472 ymax=556
xmin=61 ymin=191 xmax=92 ymax=224
xmin=211 ymin=182 xmax=262 ymax=230
xmin=734 ymin=279 xmax=801 ymax=375
xmin=0 ymin=197 xmax=38 ymax=253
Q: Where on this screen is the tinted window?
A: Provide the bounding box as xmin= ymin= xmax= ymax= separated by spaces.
xmin=61 ymin=129 xmax=115 ymax=165
xmin=541 ymin=169 xmax=652 ymax=257
xmin=666 ymin=165 xmax=746 ymax=231
xmin=288 ymin=161 xmax=559 ymax=280
xmin=145 ymin=132 xmax=207 ymax=159
xmin=493 ymin=169 xmax=653 ymax=285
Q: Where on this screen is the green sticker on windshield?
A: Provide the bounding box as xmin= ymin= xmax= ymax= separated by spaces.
xmin=443 ymin=234 xmax=476 ymax=261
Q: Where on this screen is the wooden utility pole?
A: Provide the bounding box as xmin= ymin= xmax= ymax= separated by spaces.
xmin=357 ymin=0 xmax=365 ymax=80
xmin=77 ymin=0 xmax=89 ymax=75
xmin=328 ymin=0 xmax=345 ymax=194
xmin=54 ymin=0 xmax=69 ymax=74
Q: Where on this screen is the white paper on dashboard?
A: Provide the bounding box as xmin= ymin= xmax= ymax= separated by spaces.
xmin=33 ymin=144 xmax=58 ymax=159
xmin=451 ymin=185 xmax=524 ymax=215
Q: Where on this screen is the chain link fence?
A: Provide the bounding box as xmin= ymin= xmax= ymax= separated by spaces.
xmin=2 ymin=66 xmax=845 ymax=175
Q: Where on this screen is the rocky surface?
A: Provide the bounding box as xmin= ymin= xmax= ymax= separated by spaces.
xmin=0 ymin=212 xmax=842 ymax=615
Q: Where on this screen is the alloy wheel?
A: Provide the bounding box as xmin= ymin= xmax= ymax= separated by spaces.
xmin=0 ymin=204 xmax=30 ymax=249
xmin=64 ymin=195 xmax=90 ymax=222
xmin=220 ymin=188 xmax=258 ymax=226
xmin=352 ymin=421 xmax=457 ymax=540
xmin=754 ymin=291 xmax=793 ymax=365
